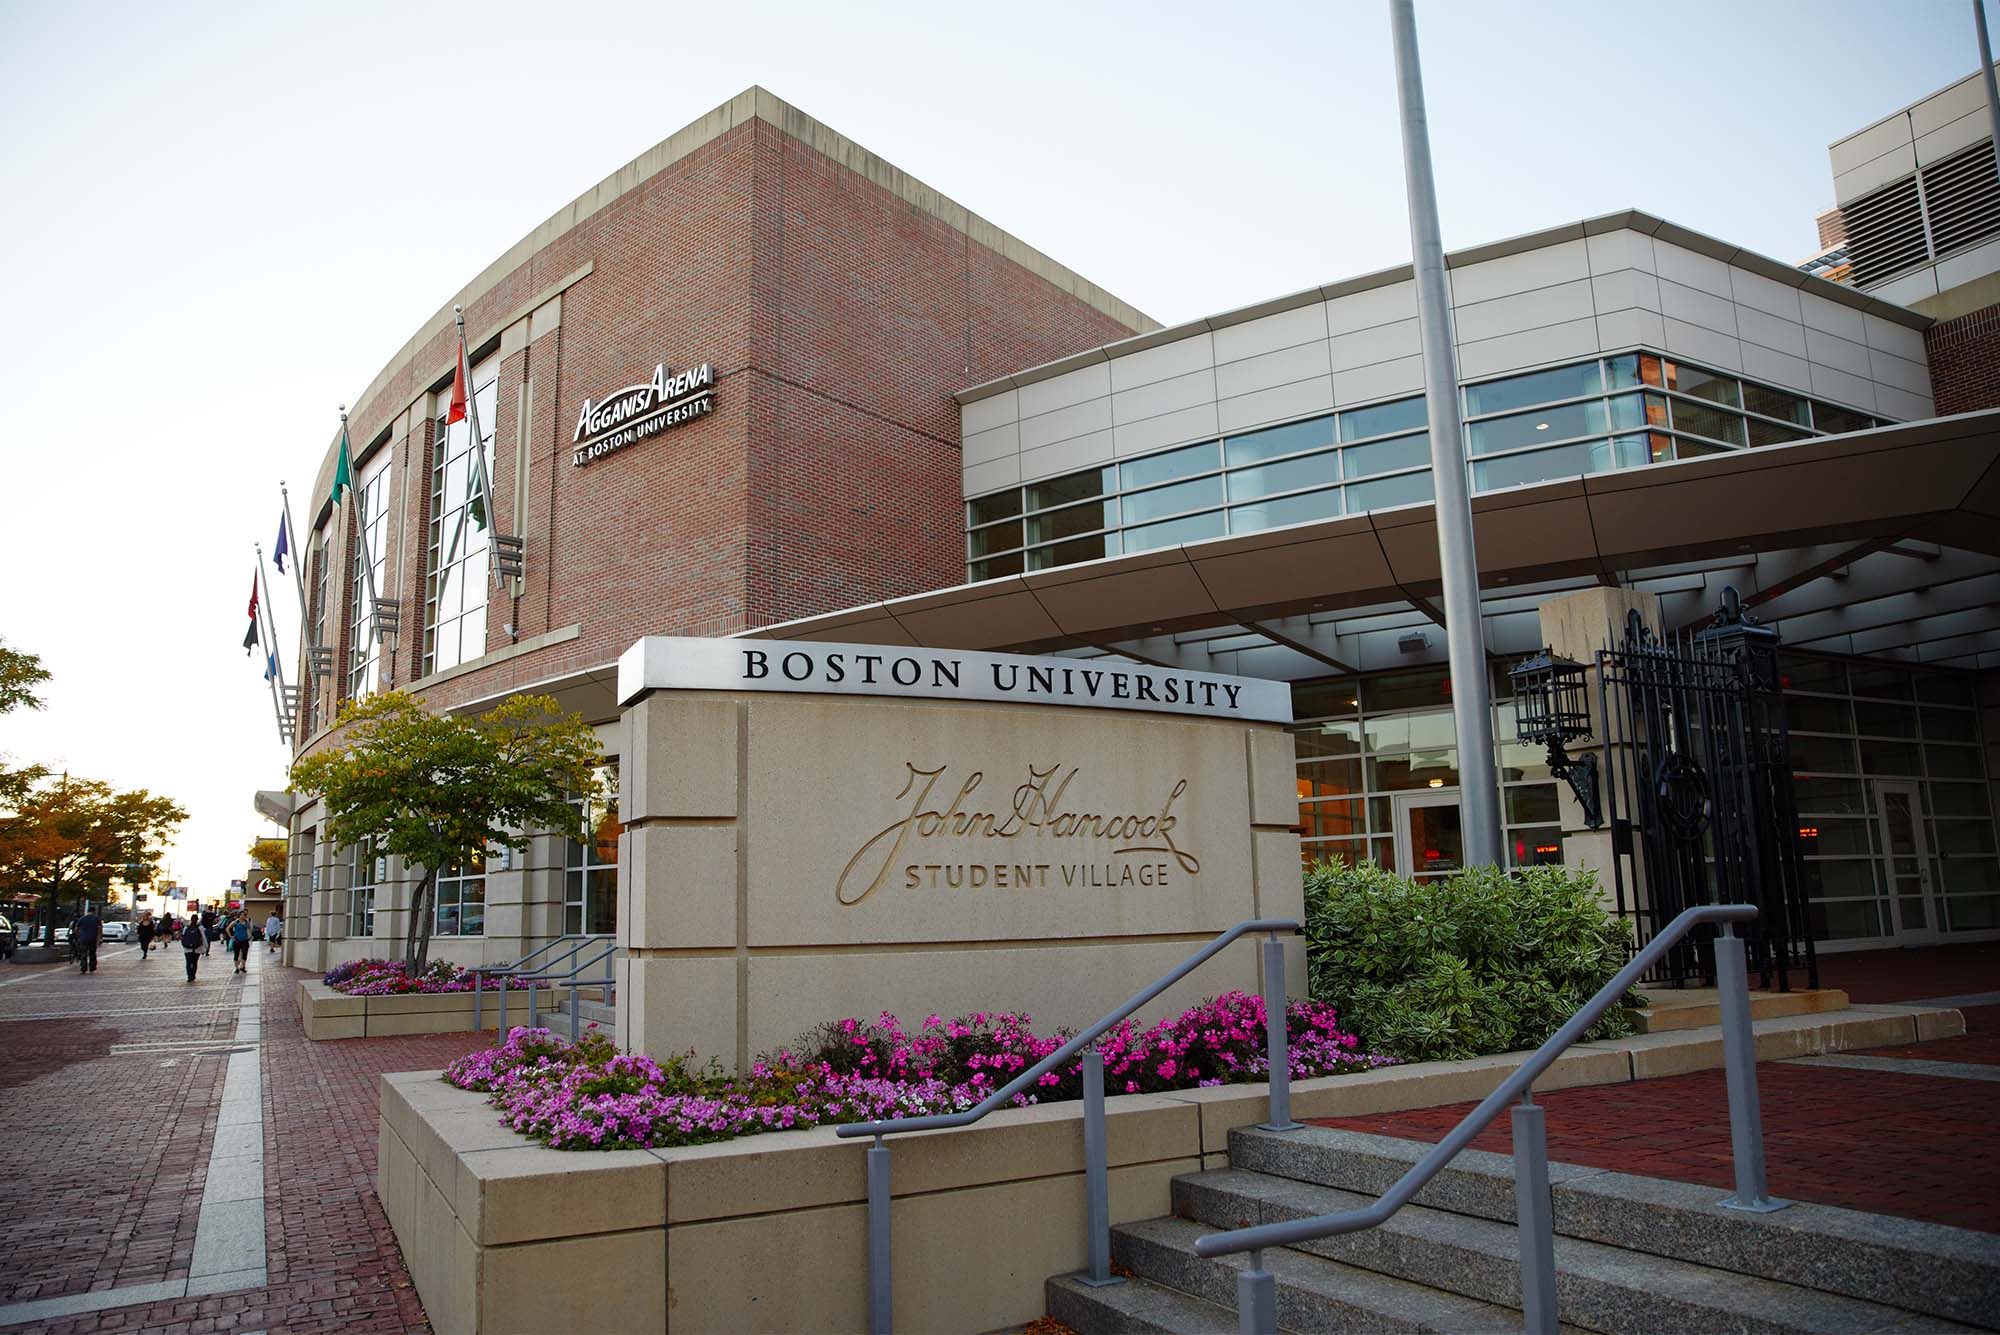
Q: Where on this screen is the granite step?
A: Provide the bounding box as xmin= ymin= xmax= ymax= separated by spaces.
xmin=1051 ymin=1215 xmax=1571 ymax=1335
xmin=1225 ymin=1125 xmax=2000 ymax=1328
xmin=1171 ymin=1168 xmax=1980 ymax=1335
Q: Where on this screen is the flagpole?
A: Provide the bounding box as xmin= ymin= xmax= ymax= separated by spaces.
xmin=455 ymin=306 xmax=503 ymax=592
xmin=280 ymin=481 xmax=310 ymax=626
xmin=253 ymin=545 xmax=292 ymax=743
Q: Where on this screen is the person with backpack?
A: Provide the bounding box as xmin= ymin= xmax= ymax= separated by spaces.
xmin=200 ymin=908 xmax=219 ymax=956
xmin=181 ymin=917 xmax=206 ymax=983
xmin=229 ymin=914 xmax=252 ymax=973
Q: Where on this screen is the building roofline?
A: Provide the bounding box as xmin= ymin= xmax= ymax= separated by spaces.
xmin=1829 ymin=61 xmax=2000 ymax=151
xmin=953 ymin=208 xmax=1933 ymax=406
xmin=312 ymin=85 xmax=1160 ymax=498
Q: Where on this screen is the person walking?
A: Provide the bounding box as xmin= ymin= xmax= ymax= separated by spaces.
xmin=72 ymin=907 xmax=103 ymax=975
xmin=201 ymin=908 xmax=218 ymax=957
xmin=229 ymin=914 xmax=251 ymax=973
xmin=137 ymin=912 xmax=156 ymax=960
xmin=181 ymin=916 xmax=205 ymax=983
xmin=264 ymin=909 xmax=283 ymax=954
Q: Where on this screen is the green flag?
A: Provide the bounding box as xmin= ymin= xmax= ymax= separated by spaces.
xmin=332 ymin=424 xmax=353 ymax=505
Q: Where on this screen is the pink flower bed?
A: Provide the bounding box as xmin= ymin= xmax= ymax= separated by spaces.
xmin=324 ymin=957 xmax=476 ymax=995
xmin=442 ymin=992 xmax=1399 ymax=1151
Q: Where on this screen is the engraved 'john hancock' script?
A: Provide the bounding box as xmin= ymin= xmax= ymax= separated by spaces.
xmin=835 ymin=762 xmax=1199 ymax=907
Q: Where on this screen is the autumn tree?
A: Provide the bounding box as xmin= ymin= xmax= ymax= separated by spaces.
xmin=0 ymin=775 xmax=187 ymax=920
xmin=288 ymin=691 xmax=600 ymax=971
xmin=0 ymin=637 xmax=51 ymax=807
xmin=247 ymin=836 xmax=288 ymax=886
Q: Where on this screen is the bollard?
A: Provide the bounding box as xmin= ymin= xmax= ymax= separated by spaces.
xmin=1239 ymin=1249 xmax=1277 ymax=1335
xmin=1080 ymin=1051 xmax=1120 ymax=1286
xmin=1512 ymin=1093 xmax=1558 ymax=1335
xmin=1258 ymin=935 xmax=1299 ymax=1131
xmin=1715 ymin=925 xmax=1788 ymax=1212
xmin=867 ymin=1137 xmax=893 ymax=1335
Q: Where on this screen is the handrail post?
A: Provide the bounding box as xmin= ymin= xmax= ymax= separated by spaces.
xmin=1239 ymin=1248 xmax=1277 ymax=1335
xmin=473 ymin=971 xmax=483 ymax=1030
xmin=1258 ymin=934 xmax=1299 ymax=1131
xmin=1512 ymin=1091 xmax=1558 ymax=1335
xmin=1080 ymin=1050 xmax=1120 ymax=1287
xmin=529 ymin=979 xmax=539 ymax=1029
xmin=1715 ymin=924 xmax=1788 ymax=1212
xmin=497 ymin=976 xmax=507 ymax=1036
xmin=867 ymin=1136 xmax=893 ymax=1335
xmin=568 ymin=982 xmax=580 ymax=1042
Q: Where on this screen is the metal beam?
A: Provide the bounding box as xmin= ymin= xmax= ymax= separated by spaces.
xmin=1236 ymin=616 xmax=1358 ymax=673
xmin=1675 ymin=538 xmax=1894 ymax=632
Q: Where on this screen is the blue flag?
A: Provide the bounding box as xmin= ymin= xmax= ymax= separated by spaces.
xmin=265 ymin=651 xmax=278 ymax=683
xmin=274 ymin=511 xmax=292 ymax=574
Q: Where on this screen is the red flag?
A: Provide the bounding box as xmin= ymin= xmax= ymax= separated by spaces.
xmin=247 ymin=574 xmax=260 ymax=620
xmin=447 ymin=339 xmax=469 ymax=425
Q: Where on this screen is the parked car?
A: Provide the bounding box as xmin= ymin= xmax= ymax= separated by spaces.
xmin=101 ymin=921 xmax=133 ymax=943
xmin=53 ymin=926 xmax=70 ymax=947
xmin=0 ymin=915 xmax=15 ymax=958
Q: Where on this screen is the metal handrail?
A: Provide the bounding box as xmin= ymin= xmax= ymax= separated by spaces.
xmin=511 ymin=938 xmax=619 ymax=1042
xmin=473 ymin=934 xmax=604 ymax=1030
xmin=1195 ymin=903 xmax=1780 ymax=1335
xmin=837 ymin=917 xmax=1302 ymax=1335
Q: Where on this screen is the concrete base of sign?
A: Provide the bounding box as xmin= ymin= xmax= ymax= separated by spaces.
xmin=377 ymin=1001 xmax=1962 ymax=1334
xmin=297 ymin=979 xmax=559 ymax=1041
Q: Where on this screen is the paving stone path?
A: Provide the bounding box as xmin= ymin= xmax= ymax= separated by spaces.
xmin=0 ymin=942 xmax=492 ymax=1333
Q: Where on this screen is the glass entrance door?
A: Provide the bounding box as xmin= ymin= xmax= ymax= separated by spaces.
xmin=1875 ymin=780 xmax=1939 ymax=943
xmin=1394 ymin=789 xmax=1464 ymax=882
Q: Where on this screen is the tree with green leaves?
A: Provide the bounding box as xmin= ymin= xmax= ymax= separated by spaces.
xmin=0 ymin=775 xmax=187 ymax=922
xmin=289 ymin=691 xmax=601 ymax=971
xmin=247 ymin=836 xmax=288 ymax=887
xmin=0 ymin=637 xmax=51 ymax=808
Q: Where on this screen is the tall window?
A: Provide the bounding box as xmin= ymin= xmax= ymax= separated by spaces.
xmin=425 ymin=364 xmax=498 ymax=676
xmin=347 ymin=452 xmax=392 ymax=700
xmin=564 ymin=764 xmax=621 ymax=935
xmin=349 ymin=839 xmax=382 ymax=938
xmin=310 ymin=530 xmax=330 ymax=728
xmin=434 ymin=853 xmax=485 ymax=936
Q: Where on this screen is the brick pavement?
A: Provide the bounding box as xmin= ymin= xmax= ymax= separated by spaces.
xmin=0 ymin=943 xmax=493 ymax=1334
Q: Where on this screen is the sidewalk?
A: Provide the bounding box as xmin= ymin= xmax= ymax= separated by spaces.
xmin=0 ymin=943 xmax=492 ymax=1334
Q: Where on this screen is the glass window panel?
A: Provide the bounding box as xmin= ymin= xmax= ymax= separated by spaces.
xmin=1338 ymin=396 xmax=1427 ymax=442
xmin=1342 ymin=432 xmax=1431 ymax=478
xmin=968 ymin=520 xmax=1022 ymax=558
xmin=1915 ymin=674 xmax=1976 ymax=706
xmin=1228 ymin=452 xmax=1338 ymax=501
xmin=1859 ymin=739 xmax=1921 ymax=775
xmin=1363 ymin=669 xmax=1452 ymax=713
xmin=1508 ymin=827 xmax=1564 ymax=867
xmin=1123 ymin=510 xmax=1225 ymax=552
xmin=1464 ymin=361 xmax=1603 ymax=416
xmin=1931 ymin=783 xmax=1992 ymax=817
xmin=1292 ymin=721 xmax=1363 ymax=759
xmin=1925 ymin=745 xmax=1983 ymax=780
xmin=1942 ymin=860 xmax=2000 ymax=895
xmin=1786 ymin=695 xmax=1852 ymax=734
xmin=1122 ymin=474 xmax=1223 ymax=524
xmin=1298 ymin=800 xmax=1365 ymax=839
xmin=1607 ymin=393 xmax=1671 ymax=431
xmin=1290 ymin=680 xmax=1359 ymax=720
xmin=1796 ymin=818 xmax=1873 ymax=857
xmin=1801 ymin=858 xmax=1880 ymax=899
xmin=969 ymin=551 xmax=1025 ymax=581
xmin=1932 ymin=821 xmax=1997 ymax=855
xmin=1025 ymin=499 xmax=1113 ymax=544
xmin=1672 ymin=437 xmax=1728 ymax=458
xmin=1364 ymin=706 xmax=1456 ymax=753
xmin=1747 ymin=418 xmax=1813 ymax=447
xmin=1813 ymin=402 xmax=1873 ymax=434
xmin=1119 ymin=442 xmax=1219 ymax=491
xmin=1368 ymin=752 xmax=1459 ymax=791
xmin=1853 ymin=700 xmax=1917 ymax=737
xmin=1780 ymin=656 xmax=1846 ymax=694
xmin=1473 ymin=437 xmax=1637 ymax=490
xmin=1667 ymin=399 xmax=1746 ymax=446
xmin=1295 ymin=757 xmax=1363 ymax=796
xmin=1793 ymin=776 xmax=1866 ymax=813
xmin=1505 ymin=784 xmax=1560 ymax=824
xmin=1849 ymin=663 xmax=1913 ymax=699
xmin=1743 ymin=382 xmax=1810 ymax=426
xmin=1921 ymin=707 xmax=1978 ymax=742
xmin=1807 ymin=899 xmax=1884 ymax=941
xmin=1663 ymin=361 xmax=1740 ymax=407
xmin=1224 ymin=416 xmax=1337 ymax=467
xmin=1026 ymin=467 xmax=1112 ymax=512
xmin=1496 ymin=740 xmax=1552 ymax=784
xmin=1946 ymin=893 xmax=2000 ymax=929
xmin=1605 ymin=353 xmax=1642 ymax=389
xmin=1790 ymin=734 xmax=1858 ymax=773
xmin=1027 ymin=533 xmax=1119 ymax=569
xmin=1346 ymin=469 xmax=1434 ymax=511
xmin=968 ymin=491 xmax=1022 ymax=526
xmin=1230 ymin=488 xmax=1341 ymax=532
xmin=1465 ymin=399 xmax=1607 ymax=455
xmin=1302 ymin=839 xmax=1367 ymax=870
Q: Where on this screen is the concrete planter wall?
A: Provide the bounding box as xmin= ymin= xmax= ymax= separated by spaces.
xmin=375 ymin=1001 xmax=1960 ymax=1334
xmin=298 ymin=979 xmax=559 ymax=1041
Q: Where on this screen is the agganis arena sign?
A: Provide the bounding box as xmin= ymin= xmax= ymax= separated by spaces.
xmin=572 ymin=360 xmax=715 ymax=466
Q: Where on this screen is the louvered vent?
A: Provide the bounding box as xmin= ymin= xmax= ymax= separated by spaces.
xmin=1843 ymin=176 xmax=1929 ymax=286
xmin=1841 ymin=135 xmax=2000 ymax=289
xmin=1921 ymin=138 xmax=2000 ymax=257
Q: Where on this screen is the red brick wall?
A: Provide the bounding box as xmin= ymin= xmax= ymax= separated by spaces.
xmin=1926 ymin=301 xmax=2000 ymax=414
xmin=295 ymin=112 xmax=1142 ymax=748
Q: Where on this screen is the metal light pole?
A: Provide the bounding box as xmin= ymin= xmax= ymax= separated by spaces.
xmin=1977 ymin=0 xmax=2000 ymax=188
xmin=1389 ymin=0 xmax=1502 ymax=868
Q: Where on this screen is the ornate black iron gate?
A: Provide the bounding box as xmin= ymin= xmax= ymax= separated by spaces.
xmin=1596 ymin=590 xmax=1818 ymax=990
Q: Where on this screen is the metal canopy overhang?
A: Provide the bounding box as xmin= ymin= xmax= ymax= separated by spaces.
xmin=746 ymin=411 xmax=2000 ymax=658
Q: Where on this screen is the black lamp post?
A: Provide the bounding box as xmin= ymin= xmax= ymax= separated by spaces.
xmin=1508 ymin=648 xmax=1603 ymax=830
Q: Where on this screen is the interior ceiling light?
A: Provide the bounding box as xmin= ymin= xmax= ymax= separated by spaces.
xmin=1428 ymin=777 xmax=1445 ymax=788
xmin=1536 ymin=422 xmax=1550 ymax=431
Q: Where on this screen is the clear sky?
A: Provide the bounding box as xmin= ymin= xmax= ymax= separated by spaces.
xmin=0 ymin=0 xmax=1985 ymax=893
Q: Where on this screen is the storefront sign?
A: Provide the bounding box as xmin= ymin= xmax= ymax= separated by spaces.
xmin=572 ymin=361 xmax=715 ymax=467
xmin=617 ymin=636 xmax=1291 ymax=723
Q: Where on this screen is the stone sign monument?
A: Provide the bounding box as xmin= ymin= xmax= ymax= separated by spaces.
xmin=615 ymin=637 xmax=1304 ymax=1070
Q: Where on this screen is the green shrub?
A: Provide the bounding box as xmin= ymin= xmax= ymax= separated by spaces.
xmin=1302 ymin=860 xmax=1641 ymax=1062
